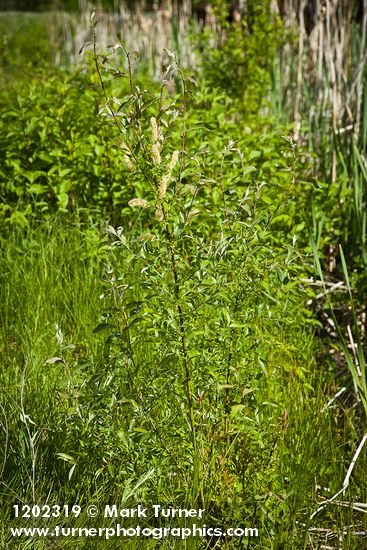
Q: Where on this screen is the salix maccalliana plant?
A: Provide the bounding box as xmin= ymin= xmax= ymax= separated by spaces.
xmin=89 ymin=11 xmax=205 ymax=504
xmin=90 ymin=11 xmax=308 ymax=514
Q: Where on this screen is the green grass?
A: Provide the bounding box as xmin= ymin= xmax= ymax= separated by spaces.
xmin=1 ymin=3 xmax=367 ymax=549
xmin=0 ymin=218 xmax=366 ymax=549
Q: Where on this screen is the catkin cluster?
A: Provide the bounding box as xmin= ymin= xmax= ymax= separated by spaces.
xmin=128 ymin=118 xmax=180 ymax=221
xmin=155 ymin=150 xmax=180 ymax=221
xmin=150 ymin=117 xmax=180 ymax=221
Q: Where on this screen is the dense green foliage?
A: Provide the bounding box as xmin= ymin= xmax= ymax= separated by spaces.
xmin=198 ymin=0 xmax=286 ymax=113
xmin=0 ymin=62 xmax=311 ymax=234
xmin=1 ymin=3 xmax=367 ymax=549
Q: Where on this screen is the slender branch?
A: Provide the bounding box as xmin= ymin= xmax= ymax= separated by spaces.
xmin=162 ymin=206 xmax=196 ymax=451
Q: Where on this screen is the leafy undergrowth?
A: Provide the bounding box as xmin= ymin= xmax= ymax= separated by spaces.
xmin=1 ymin=3 xmax=367 ymax=549
xmin=1 ymin=221 xmax=366 ymax=549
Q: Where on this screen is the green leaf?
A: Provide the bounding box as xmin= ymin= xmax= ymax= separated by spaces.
xmin=45 ymin=357 xmax=63 ymax=365
xmin=8 ymin=211 xmax=29 ymax=227
xmin=57 ymin=453 xmax=77 ymax=464
xmin=68 ymin=464 xmax=77 ymax=480
xmin=231 ymin=404 xmax=247 ymax=416
xmin=28 ymin=184 xmax=46 ymax=195
xmin=57 ymin=192 xmax=69 ymax=209
xmin=339 ymin=245 xmax=352 ymax=298
xmin=93 ymin=323 xmax=116 ymax=333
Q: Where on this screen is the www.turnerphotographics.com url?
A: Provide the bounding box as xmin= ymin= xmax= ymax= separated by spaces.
xmin=10 ymin=504 xmax=259 ymax=541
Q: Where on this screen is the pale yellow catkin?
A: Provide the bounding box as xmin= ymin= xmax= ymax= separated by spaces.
xmin=151 ymin=144 xmax=161 ymax=166
xmin=123 ymin=155 xmax=135 ymax=171
xmin=157 ymin=150 xmax=180 ymax=199
xmin=187 ymin=209 xmax=200 ymax=221
xmin=150 ymin=117 xmax=161 ymax=165
xmin=150 ymin=116 xmax=159 ymax=143
xmin=167 ymin=150 xmax=179 ymax=175
xmin=128 ymin=198 xmax=149 ymax=208
xmin=155 ymin=204 xmax=164 ymax=221
xmin=158 ymin=175 xmax=170 ymax=200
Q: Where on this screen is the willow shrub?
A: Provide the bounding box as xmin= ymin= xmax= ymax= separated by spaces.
xmin=52 ymin=28 xmax=317 ymax=532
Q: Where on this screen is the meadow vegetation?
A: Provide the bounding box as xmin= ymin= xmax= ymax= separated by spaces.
xmin=1 ymin=1 xmax=367 ymax=548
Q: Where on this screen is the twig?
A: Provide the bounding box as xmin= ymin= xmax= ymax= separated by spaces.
xmin=310 ymin=432 xmax=367 ymax=520
xmin=306 ymin=280 xmax=346 ymax=306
